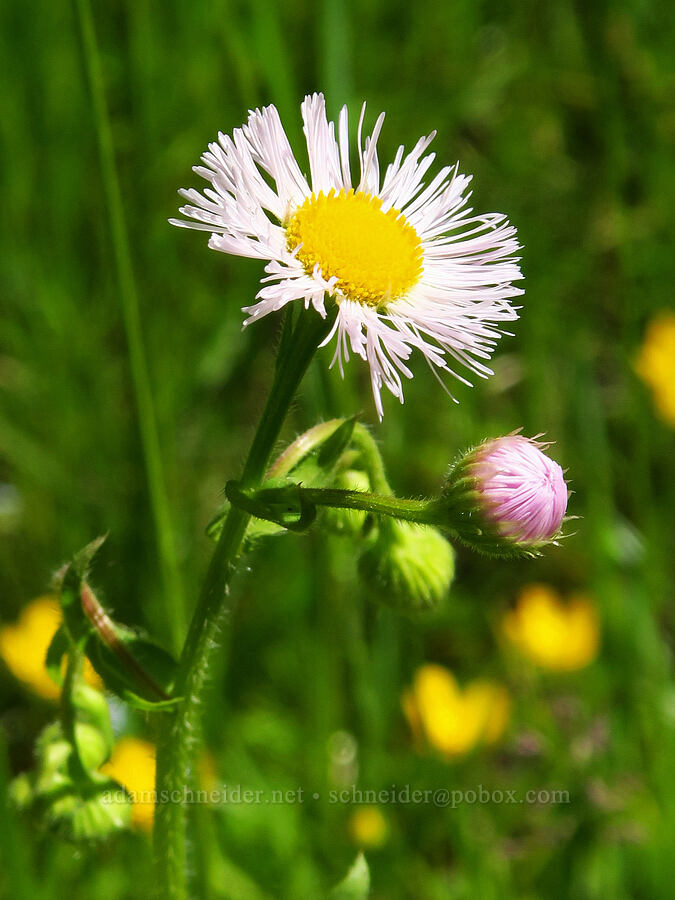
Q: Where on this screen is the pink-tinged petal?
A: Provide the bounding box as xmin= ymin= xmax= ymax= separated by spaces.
xmin=472 ymin=436 xmax=568 ymax=543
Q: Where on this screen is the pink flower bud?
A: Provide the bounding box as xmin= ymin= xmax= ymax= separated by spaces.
xmin=471 ymin=435 xmax=568 ymax=544
xmin=438 ymin=434 xmax=569 ymax=557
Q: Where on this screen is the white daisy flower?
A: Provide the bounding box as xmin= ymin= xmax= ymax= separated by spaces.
xmin=172 ymin=93 xmax=523 ymax=418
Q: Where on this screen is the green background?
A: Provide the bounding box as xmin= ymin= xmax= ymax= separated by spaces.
xmin=1 ymin=0 xmax=674 ymax=897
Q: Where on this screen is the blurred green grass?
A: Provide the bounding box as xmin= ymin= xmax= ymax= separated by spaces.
xmin=1 ymin=0 xmax=674 ymax=897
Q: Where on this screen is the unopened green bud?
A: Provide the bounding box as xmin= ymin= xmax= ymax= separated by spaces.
xmin=36 ymin=724 xmax=72 ymax=776
xmin=74 ymin=723 xmax=110 ymax=771
xmin=70 ymin=784 xmax=131 ymax=841
xmin=358 ymin=521 xmax=454 ymax=614
xmin=9 ymin=773 xmax=33 ymax=809
xmin=34 ymin=763 xmax=73 ymax=801
xmin=16 ymin=698 xmax=131 ymax=842
xmin=45 ymin=774 xmax=132 ymax=841
xmin=32 ymin=725 xmax=75 ymax=799
xmin=27 ymin=722 xmax=132 ymax=840
xmin=71 ymin=682 xmax=114 ymax=767
xmin=322 ymin=470 xmax=371 ymax=536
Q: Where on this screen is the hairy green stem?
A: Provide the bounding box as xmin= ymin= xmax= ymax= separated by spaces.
xmin=234 ymin=483 xmax=437 ymax=528
xmin=154 ymin=310 xmax=331 ymax=900
xmin=0 ymin=736 xmax=35 ymax=900
xmin=61 ymin=648 xmax=90 ymax=782
xmin=299 ymin=488 xmax=435 ymax=522
xmin=351 ymin=422 xmax=393 ymax=494
xmin=74 ymin=0 xmax=186 ymax=653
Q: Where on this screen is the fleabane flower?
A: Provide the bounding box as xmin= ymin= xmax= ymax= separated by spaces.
xmin=438 ymin=435 xmax=569 ymax=556
xmin=172 ymin=93 xmax=523 ymax=417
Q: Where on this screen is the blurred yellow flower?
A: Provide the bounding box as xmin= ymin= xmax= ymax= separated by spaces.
xmin=503 ymin=583 xmax=599 ymax=671
xmin=198 ymin=750 xmax=219 ymax=793
xmin=403 ymin=664 xmax=510 ymax=759
xmin=348 ymin=806 xmax=389 ymax=849
xmin=634 ymin=311 xmax=675 ymax=427
xmin=102 ymin=737 xmax=156 ymax=830
xmin=0 ymin=595 xmax=103 ymax=700
xmin=0 ymin=596 xmax=62 ymax=699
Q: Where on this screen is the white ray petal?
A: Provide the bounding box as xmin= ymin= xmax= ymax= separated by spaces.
xmin=172 ymin=93 xmax=525 ymax=418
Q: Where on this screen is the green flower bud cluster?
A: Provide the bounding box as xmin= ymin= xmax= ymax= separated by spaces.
xmin=11 ymin=661 xmax=132 ymax=841
xmin=262 ymin=419 xmax=455 ymax=614
xmin=226 ymin=422 xmax=567 ymax=614
xmin=12 ymin=722 xmax=131 ymax=842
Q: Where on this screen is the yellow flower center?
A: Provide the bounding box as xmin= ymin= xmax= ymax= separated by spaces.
xmin=285 ymin=188 xmax=423 ymax=307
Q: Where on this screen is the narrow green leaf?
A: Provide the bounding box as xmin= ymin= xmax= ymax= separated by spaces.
xmin=72 ymin=576 xmax=179 ymax=708
xmin=330 ymin=853 xmax=370 ymax=899
xmin=71 ymin=535 xmax=108 ymax=582
xmin=205 ymin=503 xmax=229 ymax=540
xmin=116 ymin=692 xmax=182 ymax=713
xmin=59 ymin=536 xmax=108 ymax=645
xmin=317 ymin=416 xmax=357 ymax=468
xmin=114 ymin=626 xmax=177 ymax=693
xmin=86 ymin=628 xmax=177 ymax=709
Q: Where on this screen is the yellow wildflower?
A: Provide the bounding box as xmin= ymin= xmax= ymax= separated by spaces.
xmin=348 ymin=806 xmax=389 ymax=849
xmin=102 ymin=737 xmax=156 ymax=830
xmin=634 ymin=311 xmax=675 ymax=427
xmin=198 ymin=750 xmax=219 ymax=793
xmin=0 ymin=596 xmax=62 ymax=699
xmin=503 ymin=583 xmax=599 ymax=671
xmin=0 ymin=595 xmax=103 ymax=700
xmin=403 ymin=664 xmax=510 ymax=759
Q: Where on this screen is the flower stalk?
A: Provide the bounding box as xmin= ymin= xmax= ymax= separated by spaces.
xmin=153 ymin=309 xmax=332 ymax=900
xmin=227 ymin=481 xmax=435 ymax=528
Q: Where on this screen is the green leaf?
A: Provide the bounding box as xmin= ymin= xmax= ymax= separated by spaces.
xmin=205 ymin=503 xmax=229 ymax=540
xmin=267 ymin=418 xmax=349 ymax=478
xmin=317 ymin=416 xmax=356 ymax=468
xmin=60 ymin=535 xmax=108 ymax=598
xmin=71 ymin=535 xmax=108 ymax=582
xmin=114 ymin=691 xmax=182 ymax=712
xmin=54 ymin=539 xmax=179 ymax=710
xmin=59 ymin=536 xmax=108 ymax=645
xmin=330 ymin=853 xmax=370 ymax=899
xmin=86 ymin=626 xmax=177 ymax=710
xmin=114 ymin=625 xmax=177 ymax=693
